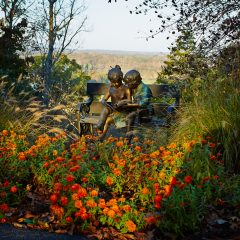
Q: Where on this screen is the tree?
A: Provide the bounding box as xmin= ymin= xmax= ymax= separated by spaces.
xmin=108 ymin=0 xmax=240 ymax=53
xmin=30 ymin=0 xmax=88 ymax=106
xmin=0 ymin=0 xmax=29 ymax=81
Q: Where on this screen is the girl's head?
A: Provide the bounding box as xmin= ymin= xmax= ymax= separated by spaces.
xmin=108 ymin=65 xmax=123 ymax=87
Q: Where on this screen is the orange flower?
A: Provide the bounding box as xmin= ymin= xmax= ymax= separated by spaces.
xmin=126 ymin=220 xmax=136 ymax=232
xmin=107 ymin=209 xmax=115 ymax=218
xmin=107 ymin=198 xmax=117 ymax=206
xmin=72 ymin=193 xmax=79 ymax=201
xmin=116 ymin=141 xmax=124 ymax=147
xmin=167 ymin=143 xmax=177 ymax=149
xmin=122 ymin=205 xmax=131 ymax=212
xmin=78 ymin=187 xmax=87 ymax=198
xmin=2 ymin=130 xmax=8 ymax=136
xmin=50 ymin=204 xmax=64 ymax=218
xmin=150 ymin=150 xmax=160 ymax=158
xmin=98 ymin=199 xmax=106 ymax=208
xmin=158 ymin=171 xmax=166 ymax=180
xmin=142 ymin=187 xmax=149 ymax=195
xmin=86 ymin=199 xmax=97 ymax=208
xmin=106 ymin=176 xmax=113 ymax=186
xmin=111 ymin=204 xmax=119 ymax=213
xmin=135 ymin=146 xmax=142 ymax=151
xmin=75 ymin=200 xmax=83 ymax=209
xmin=133 ymin=137 xmax=139 ymax=142
xmin=90 ymin=189 xmax=98 ymax=197
xmin=164 ymin=185 xmax=172 ymax=197
xmin=112 ymin=168 xmax=122 ymax=176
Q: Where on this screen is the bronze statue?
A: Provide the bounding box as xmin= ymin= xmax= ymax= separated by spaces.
xmin=122 ymin=69 xmax=153 ymax=133
xmin=97 ymin=65 xmax=131 ymax=139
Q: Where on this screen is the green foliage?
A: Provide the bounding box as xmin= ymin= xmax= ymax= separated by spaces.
xmin=170 ymin=43 xmax=240 ymax=173
xmin=157 ymin=31 xmax=209 ymax=101
xmin=28 ymin=55 xmax=90 ymax=105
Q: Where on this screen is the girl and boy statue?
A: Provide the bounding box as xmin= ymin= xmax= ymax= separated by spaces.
xmin=97 ymin=65 xmax=153 ymax=140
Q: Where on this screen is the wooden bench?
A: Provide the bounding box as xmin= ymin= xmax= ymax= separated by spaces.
xmin=76 ymin=81 xmax=180 ymax=136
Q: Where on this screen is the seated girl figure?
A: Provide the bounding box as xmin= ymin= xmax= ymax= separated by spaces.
xmin=97 ymin=65 xmax=131 ymax=139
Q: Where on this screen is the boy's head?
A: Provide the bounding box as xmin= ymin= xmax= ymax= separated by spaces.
xmin=123 ymin=70 xmax=142 ymax=89
xmin=108 ymin=65 xmax=123 ymax=85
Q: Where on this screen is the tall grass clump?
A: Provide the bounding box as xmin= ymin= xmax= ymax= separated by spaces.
xmin=171 ymin=73 xmax=240 ymax=173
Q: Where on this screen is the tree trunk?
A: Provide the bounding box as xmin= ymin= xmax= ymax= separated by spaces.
xmin=43 ymin=0 xmax=56 ymax=107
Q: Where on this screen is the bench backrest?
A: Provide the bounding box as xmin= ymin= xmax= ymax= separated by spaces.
xmin=86 ymin=82 xmax=179 ymax=98
xmin=85 ymin=81 xmax=180 ymax=115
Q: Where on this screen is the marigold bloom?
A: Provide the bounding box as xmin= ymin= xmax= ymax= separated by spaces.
xmin=106 ymin=176 xmax=113 ymax=186
xmin=78 ymin=187 xmax=87 ymax=198
xmin=71 ymin=183 xmax=80 ymax=191
xmin=102 ymin=207 xmax=109 ymax=215
xmin=18 ymin=152 xmax=26 ymax=161
xmin=54 ymin=182 xmax=63 ymax=192
xmin=98 ymin=199 xmax=106 ymax=208
xmin=164 ymin=185 xmax=172 ymax=197
xmin=107 ymin=199 xmax=117 ymax=206
xmin=66 ymin=175 xmax=75 ymax=182
xmin=135 ymin=146 xmax=142 ymax=151
xmin=122 ymin=205 xmax=131 ymax=212
xmin=56 ymin=156 xmax=64 ymax=162
xmin=107 ymin=209 xmax=116 ymax=218
xmin=10 ymin=186 xmax=18 ymax=193
xmin=65 ymin=216 xmax=72 ymax=223
xmin=142 ymin=187 xmax=150 ymax=195
xmin=86 ymin=199 xmax=97 ymax=208
xmin=90 ymin=189 xmax=98 ymax=197
xmin=75 ymin=200 xmax=83 ymax=209
xmin=50 ymin=193 xmax=58 ymax=203
xmin=145 ymin=216 xmax=157 ymax=224
xmin=111 ymin=204 xmax=119 ymax=213
xmin=133 ymin=137 xmax=139 ymax=142
xmin=126 ymin=220 xmax=136 ymax=232
xmin=72 ymin=193 xmax=79 ymax=201
xmin=184 ymin=175 xmax=193 ymax=184
xmin=116 ymin=141 xmax=124 ymax=147
xmin=50 ymin=204 xmax=64 ymax=218
xmin=113 ymin=168 xmax=122 ymax=176
xmin=60 ymin=196 xmax=68 ymax=206
xmin=208 ymin=143 xmax=216 ymax=148
xmin=169 ymin=176 xmax=177 ymax=186
xmin=0 ymin=203 xmax=8 ymax=212
xmin=2 ymin=130 xmax=8 ymax=136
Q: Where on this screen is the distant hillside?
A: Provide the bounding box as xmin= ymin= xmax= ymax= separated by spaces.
xmin=69 ymin=50 xmax=167 ymax=84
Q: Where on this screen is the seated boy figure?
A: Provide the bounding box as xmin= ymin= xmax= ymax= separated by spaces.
xmin=97 ymin=65 xmax=131 ymax=139
xmin=123 ymin=69 xmax=153 ymax=133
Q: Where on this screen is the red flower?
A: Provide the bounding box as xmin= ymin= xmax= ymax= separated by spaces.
xmin=50 ymin=193 xmax=58 ymax=203
xmin=4 ymin=181 xmax=9 ymax=187
xmin=169 ymin=176 xmax=177 ymax=186
xmin=184 ymin=175 xmax=193 ymax=184
xmin=1 ymin=218 xmax=7 ymax=223
xmin=0 ymin=203 xmax=8 ymax=212
xmin=10 ymin=186 xmax=18 ymax=193
xmin=154 ymin=195 xmax=163 ymax=204
xmin=66 ymin=175 xmax=75 ymax=182
xmin=66 ymin=216 xmax=72 ymax=223
xmin=60 ymin=196 xmax=68 ymax=206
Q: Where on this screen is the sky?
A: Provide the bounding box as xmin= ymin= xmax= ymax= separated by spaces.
xmin=80 ymin=0 xmax=175 ymax=53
